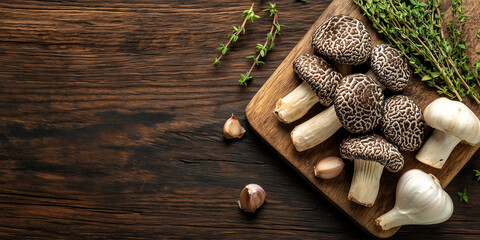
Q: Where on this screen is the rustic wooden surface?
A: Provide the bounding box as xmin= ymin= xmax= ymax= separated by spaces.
xmin=0 ymin=0 xmax=479 ymax=239
xmin=245 ymin=0 xmax=480 ymax=238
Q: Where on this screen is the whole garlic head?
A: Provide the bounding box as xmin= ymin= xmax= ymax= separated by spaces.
xmin=376 ymin=169 xmax=453 ymax=230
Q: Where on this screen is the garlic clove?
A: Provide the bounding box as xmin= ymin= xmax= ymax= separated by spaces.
xmin=223 ymin=114 xmax=246 ymax=139
xmin=237 ymin=184 xmax=266 ymax=213
xmin=313 ymin=156 xmax=344 ymax=179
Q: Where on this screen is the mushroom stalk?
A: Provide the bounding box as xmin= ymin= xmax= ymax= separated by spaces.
xmin=415 ymin=97 xmax=480 ymax=169
xmin=348 ymin=159 xmax=384 ymax=207
xmin=274 ymin=82 xmax=319 ymax=123
xmin=291 ymin=105 xmax=342 ymax=151
xmin=415 ymin=130 xmax=461 ymax=169
xmin=292 ymin=74 xmax=383 ymax=151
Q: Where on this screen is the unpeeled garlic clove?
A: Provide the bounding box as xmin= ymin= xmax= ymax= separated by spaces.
xmin=314 ymin=156 xmax=344 ymax=179
xmin=223 ymin=114 xmax=246 ymax=139
xmin=238 ymin=184 xmax=266 ymax=213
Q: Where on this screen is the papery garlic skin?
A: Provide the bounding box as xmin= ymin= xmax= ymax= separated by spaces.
xmin=223 ymin=114 xmax=246 ymax=139
xmin=238 ymin=184 xmax=266 ymax=213
xmin=376 ymin=169 xmax=453 ymax=230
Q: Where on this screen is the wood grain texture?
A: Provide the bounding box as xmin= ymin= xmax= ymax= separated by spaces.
xmin=0 ymin=0 xmax=479 ymax=239
xmin=246 ymin=0 xmax=480 ymax=238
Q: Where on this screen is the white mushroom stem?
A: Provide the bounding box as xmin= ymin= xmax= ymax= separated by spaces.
xmin=348 ymin=159 xmax=384 ymax=207
xmin=291 ymin=71 xmax=383 ymax=152
xmin=274 ymin=82 xmax=320 ymax=123
xmin=291 ymin=105 xmax=342 ymax=151
xmin=416 ymin=130 xmax=461 ymax=169
xmin=415 ymin=97 xmax=480 ymax=169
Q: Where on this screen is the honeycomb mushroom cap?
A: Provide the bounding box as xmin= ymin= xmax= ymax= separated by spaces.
xmin=382 ymin=95 xmax=425 ymax=151
xmin=334 ymin=74 xmax=384 ymax=133
xmin=312 ymin=15 xmax=372 ymax=65
xmin=293 ymin=54 xmax=343 ymax=106
xmin=371 ymin=44 xmax=411 ymax=91
xmin=340 ymin=134 xmax=404 ymax=172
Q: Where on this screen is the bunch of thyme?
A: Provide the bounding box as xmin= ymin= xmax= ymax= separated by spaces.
xmin=354 ymin=0 xmax=480 ymax=103
xmin=239 ymin=3 xmax=284 ymax=86
xmin=214 ymin=4 xmax=260 ymax=66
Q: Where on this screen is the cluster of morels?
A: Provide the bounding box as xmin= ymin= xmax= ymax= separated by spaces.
xmin=274 ymin=14 xmax=480 ymax=230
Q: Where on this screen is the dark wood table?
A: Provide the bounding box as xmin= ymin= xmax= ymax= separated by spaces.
xmin=1 ymin=0 xmax=479 ymax=239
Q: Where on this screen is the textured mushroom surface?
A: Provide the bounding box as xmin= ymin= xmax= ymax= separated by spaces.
xmin=334 ymin=74 xmax=384 ymax=133
xmin=371 ymin=44 xmax=411 ymax=91
xmin=312 ymin=15 xmax=371 ymax=65
xmin=382 ymin=95 xmax=425 ymax=151
xmin=293 ymin=54 xmax=343 ymax=106
xmin=340 ymin=134 xmax=404 ymax=172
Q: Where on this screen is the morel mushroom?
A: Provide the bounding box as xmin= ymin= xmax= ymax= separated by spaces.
xmin=371 ymin=44 xmax=411 ymax=91
xmin=340 ymin=134 xmax=404 ymax=207
xmin=274 ymin=54 xmax=343 ymax=123
xmin=291 ymin=74 xmax=384 ymax=151
xmin=381 ymin=95 xmax=425 ymax=151
xmin=312 ymin=15 xmax=372 ymax=74
xmin=416 ymin=97 xmax=480 ymax=169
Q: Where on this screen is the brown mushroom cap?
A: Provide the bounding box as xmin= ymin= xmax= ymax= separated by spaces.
xmin=371 ymin=44 xmax=411 ymax=91
xmin=293 ymin=54 xmax=343 ymax=106
xmin=312 ymin=15 xmax=372 ymax=65
xmin=381 ymin=95 xmax=425 ymax=151
xmin=340 ymin=133 xmax=404 ymax=172
xmin=334 ymin=74 xmax=384 ymax=133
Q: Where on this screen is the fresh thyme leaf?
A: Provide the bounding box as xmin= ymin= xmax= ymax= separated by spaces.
xmin=354 ymin=0 xmax=480 ymax=103
xmin=474 ymin=169 xmax=480 ymax=181
xmin=262 ymin=2 xmax=278 ymax=17
xmin=214 ymin=58 xmax=220 ymax=66
xmin=260 ymin=49 xmax=266 ymax=57
xmin=246 ymin=56 xmax=255 ymax=59
xmin=238 ymin=72 xmax=253 ymax=87
xmin=457 ymin=188 xmax=469 ymax=203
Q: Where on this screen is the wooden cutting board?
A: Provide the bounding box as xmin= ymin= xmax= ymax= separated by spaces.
xmin=245 ymin=0 xmax=480 ymax=238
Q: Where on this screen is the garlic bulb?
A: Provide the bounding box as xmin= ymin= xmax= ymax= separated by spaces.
xmin=223 ymin=114 xmax=246 ymax=139
xmin=376 ymin=169 xmax=453 ymax=230
xmin=238 ymin=184 xmax=266 ymax=213
xmin=314 ymin=156 xmax=344 ymax=179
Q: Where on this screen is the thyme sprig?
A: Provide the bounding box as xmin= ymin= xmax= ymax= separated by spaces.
xmin=354 ymin=0 xmax=480 ymax=103
xmin=474 ymin=169 xmax=480 ymax=181
xmin=239 ymin=3 xmax=284 ymax=86
xmin=214 ymin=4 xmax=260 ymax=66
xmin=457 ymin=188 xmax=469 ymax=203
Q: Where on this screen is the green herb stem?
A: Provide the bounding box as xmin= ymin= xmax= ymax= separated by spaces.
xmin=214 ymin=3 xmax=259 ymax=66
xmin=355 ymin=0 xmax=480 ymax=103
xmin=239 ymin=3 xmax=284 ymax=86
